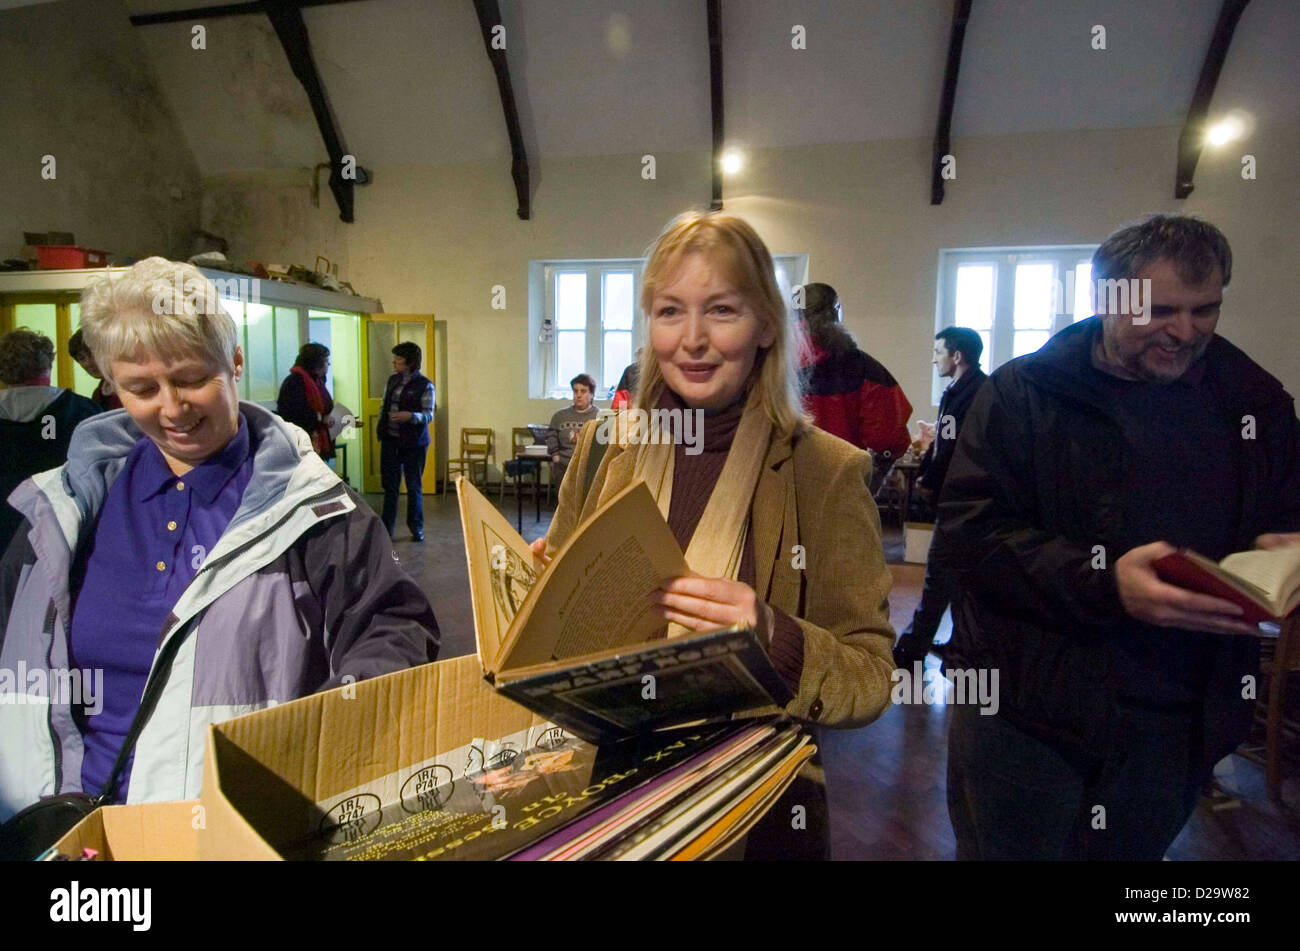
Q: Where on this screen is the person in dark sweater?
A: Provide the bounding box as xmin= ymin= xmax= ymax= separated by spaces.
xmin=546 ymin=373 xmax=600 ymax=488
xmin=276 ymin=342 xmax=335 ymax=460
xmin=378 ymin=341 xmax=435 ymax=541
xmin=936 ymin=215 xmax=1300 ymax=860
xmin=0 ymin=327 xmax=99 ymax=552
xmin=893 ymin=326 xmax=987 ymax=669
xmin=69 ymin=328 xmax=122 ymax=410
xmin=796 ymin=283 xmax=913 ymax=469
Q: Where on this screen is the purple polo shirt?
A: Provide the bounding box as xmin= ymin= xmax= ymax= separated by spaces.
xmin=69 ymin=415 xmax=255 ymax=800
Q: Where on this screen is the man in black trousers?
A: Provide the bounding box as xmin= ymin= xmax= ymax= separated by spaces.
xmin=893 ymin=326 xmax=987 ymax=670
xmin=378 ymin=342 xmax=435 ymax=541
xmin=936 ymin=214 xmax=1300 ymax=860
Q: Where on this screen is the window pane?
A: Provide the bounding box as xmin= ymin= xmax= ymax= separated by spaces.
xmin=1073 ymin=261 xmax=1093 ymax=321
xmin=979 ymin=331 xmax=992 ymax=365
xmin=555 ymin=272 xmax=587 ymax=330
xmin=1013 ymin=330 xmax=1050 ymax=358
xmin=245 ymin=302 xmax=276 ymax=401
xmin=1013 ymin=263 xmax=1055 ymax=330
xmin=274 ymin=307 xmax=300 ymax=381
xmin=603 ymin=271 xmax=634 ymax=330
xmin=367 ymin=320 xmax=396 ymax=400
xmin=955 ymin=265 xmax=994 ymax=329
xmin=603 ymin=331 xmax=631 ymax=392
xmin=557 ymin=331 xmax=585 ymax=390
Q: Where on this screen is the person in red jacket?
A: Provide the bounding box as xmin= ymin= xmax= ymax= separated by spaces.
xmin=796 ymin=283 xmax=913 ymax=467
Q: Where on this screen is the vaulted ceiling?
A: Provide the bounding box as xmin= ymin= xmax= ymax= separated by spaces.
xmin=114 ymin=0 xmax=1300 ymax=176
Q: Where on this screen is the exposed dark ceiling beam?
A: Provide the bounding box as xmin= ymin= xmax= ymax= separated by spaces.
xmin=266 ymin=4 xmax=368 ymax=222
xmin=1175 ymin=0 xmax=1252 ymax=199
xmin=707 ymin=0 xmax=724 ymax=211
xmin=128 ymin=0 xmax=370 ymax=27
xmin=132 ymin=0 xmax=370 ymax=223
xmin=472 ymin=0 xmax=531 ymax=220
xmin=931 ymin=0 xmax=972 ymax=206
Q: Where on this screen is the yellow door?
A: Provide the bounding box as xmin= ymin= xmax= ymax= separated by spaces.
xmin=361 ymin=314 xmax=438 ymax=494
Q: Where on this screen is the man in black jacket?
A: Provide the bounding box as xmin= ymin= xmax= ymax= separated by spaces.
xmin=936 ymin=215 xmax=1300 ymax=860
xmin=893 ymin=326 xmax=987 ymax=669
xmin=378 ymin=342 xmax=435 ymax=541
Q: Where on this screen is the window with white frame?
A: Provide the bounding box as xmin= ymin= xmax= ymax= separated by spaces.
xmin=530 ymin=254 xmax=808 ymax=400
xmin=933 ymin=245 xmax=1097 ymax=404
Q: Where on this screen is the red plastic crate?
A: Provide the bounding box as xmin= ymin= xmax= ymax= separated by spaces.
xmin=36 ymin=245 xmax=108 ymax=269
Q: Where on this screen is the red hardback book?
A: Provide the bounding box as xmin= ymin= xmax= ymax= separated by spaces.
xmin=1154 ymin=548 xmax=1300 ymax=625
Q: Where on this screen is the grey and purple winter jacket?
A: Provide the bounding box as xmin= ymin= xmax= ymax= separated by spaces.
xmin=0 ymin=402 xmax=440 ymax=820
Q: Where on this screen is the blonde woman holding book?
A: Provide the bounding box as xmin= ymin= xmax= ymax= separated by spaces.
xmin=531 ymin=211 xmax=896 ymax=855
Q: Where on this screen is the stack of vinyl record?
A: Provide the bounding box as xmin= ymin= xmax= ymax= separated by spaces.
xmin=285 ymin=716 xmax=813 ymax=861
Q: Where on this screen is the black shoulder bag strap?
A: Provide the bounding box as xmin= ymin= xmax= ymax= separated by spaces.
xmin=0 ymin=619 xmax=192 ymax=860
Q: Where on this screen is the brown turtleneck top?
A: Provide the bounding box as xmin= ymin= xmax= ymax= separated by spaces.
xmin=660 ymin=389 xmax=805 ymax=691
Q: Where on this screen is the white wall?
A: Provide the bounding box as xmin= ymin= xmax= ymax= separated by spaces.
xmin=0 ymin=0 xmax=201 ymax=262
xmin=201 ymin=120 xmax=1300 ymax=480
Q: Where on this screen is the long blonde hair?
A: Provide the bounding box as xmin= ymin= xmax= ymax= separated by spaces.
xmin=635 ymin=209 xmax=809 ymax=437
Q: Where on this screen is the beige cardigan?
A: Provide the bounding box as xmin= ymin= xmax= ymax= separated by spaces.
xmin=544 ymin=420 xmax=897 ymax=729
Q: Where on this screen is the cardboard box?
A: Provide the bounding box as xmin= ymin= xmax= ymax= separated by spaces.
xmin=199 ymin=653 xmax=552 ymax=860
xmin=52 ymin=800 xmax=200 ymax=861
xmin=903 ymin=521 xmax=935 ymax=565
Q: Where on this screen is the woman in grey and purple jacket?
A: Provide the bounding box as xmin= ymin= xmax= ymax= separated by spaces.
xmin=0 ymin=259 xmax=440 ymax=822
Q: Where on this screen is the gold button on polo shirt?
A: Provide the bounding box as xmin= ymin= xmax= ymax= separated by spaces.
xmin=176 ymin=481 xmax=185 ymax=490
xmin=167 ymin=520 xmax=177 ymax=531
xmin=156 ymin=561 xmax=166 ymax=571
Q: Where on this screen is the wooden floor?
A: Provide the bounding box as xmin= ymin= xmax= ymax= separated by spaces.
xmin=375 ymin=488 xmax=1300 ymax=860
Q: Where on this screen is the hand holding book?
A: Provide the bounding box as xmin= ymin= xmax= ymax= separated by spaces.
xmin=651 ymin=576 xmax=775 ymax=651
xmin=1142 ymin=535 xmax=1300 ymax=630
xmin=1118 ymin=540 xmax=1259 ymax=636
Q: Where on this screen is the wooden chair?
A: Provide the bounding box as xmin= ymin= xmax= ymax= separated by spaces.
xmin=1237 ymin=617 xmax=1300 ymax=800
xmin=499 ymin=427 xmax=542 ymax=501
xmin=444 ymin=427 xmax=495 ymax=494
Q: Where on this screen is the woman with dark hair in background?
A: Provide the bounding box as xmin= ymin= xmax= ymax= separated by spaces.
xmin=795 ymin=283 xmax=913 ymax=486
xmin=277 ymin=342 xmax=335 ymax=461
xmin=0 ymin=327 xmax=100 ymax=552
xmin=69 ymin=328 xmax=122 ymax=410
xmin=378 ymin=341 xmax=435 ymax=541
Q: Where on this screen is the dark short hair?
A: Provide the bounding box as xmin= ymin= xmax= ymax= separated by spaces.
xmin=795 ymin=282 xmax=840 ymax=323
xmin=295 ymin=342 xmax=330 ymax=374
xmin=1092 ymin=214 xmax=1232 ymax=288
xmin=935 ymin=326 xmax=983 ymax=368
xmin=392 ymin=341 xmax=422 ymax=372
xmin=0 ymin=327 xmax=55 ymax=384
xmin=68 ymin=328 xmax=92 ymax=362
xmin=571 ymin=373 xmax=596 ymax=392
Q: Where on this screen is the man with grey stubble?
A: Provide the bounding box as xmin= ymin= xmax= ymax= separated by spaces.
xmin=936 ymin=214 xmax=1300 ymax=860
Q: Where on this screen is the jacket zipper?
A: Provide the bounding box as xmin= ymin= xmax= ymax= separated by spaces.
xmin=155 ymin=483 xmax=349 ymax=646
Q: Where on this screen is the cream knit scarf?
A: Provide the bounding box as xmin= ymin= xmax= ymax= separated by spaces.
xmin=613 ymin=385 xmax=772 ymax=638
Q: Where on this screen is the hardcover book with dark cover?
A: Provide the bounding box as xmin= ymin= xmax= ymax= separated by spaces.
xmin=496 ymin=627 xmax=793 ymax=744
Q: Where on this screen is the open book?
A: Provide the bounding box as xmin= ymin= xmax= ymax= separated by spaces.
xmin=1154 ymin=545 xmax=1300 ymax=624
xmin=456 ymin=477 xmax=793 ymax=744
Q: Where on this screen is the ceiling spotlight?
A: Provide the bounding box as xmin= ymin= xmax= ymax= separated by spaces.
xmin=721 ymin=151 xmax=744 ymax=174
xmin=1206 ymin=116 xmax=1244 ymax=147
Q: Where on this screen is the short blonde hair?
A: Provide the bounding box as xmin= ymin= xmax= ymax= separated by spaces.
xmin=79 ymin=257 xmax=238 ymax=384
xmin=636 ymin=209 xmax=809 ymax=436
